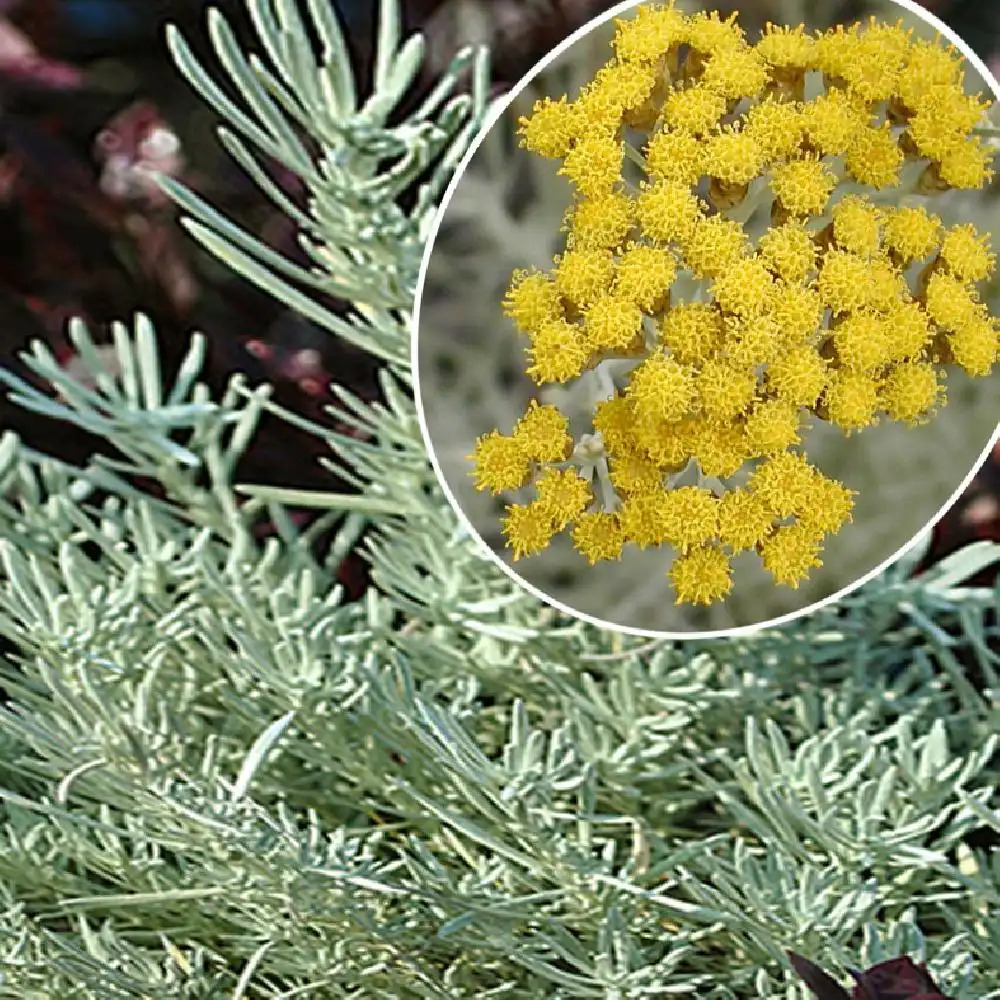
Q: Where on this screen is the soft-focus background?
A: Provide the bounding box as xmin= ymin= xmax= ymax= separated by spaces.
xmin=2 ymin=0 xmax=1000 ymax=617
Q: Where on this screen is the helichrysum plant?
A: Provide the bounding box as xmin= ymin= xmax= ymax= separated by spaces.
xmin=471 ymin=2 xmax=1000 ymax=606
xmin=1 ymin=1 xmax=1000 ymax=997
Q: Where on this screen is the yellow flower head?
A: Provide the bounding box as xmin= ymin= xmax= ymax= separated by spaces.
xmin=771 ymin=155 xmax=837 ymax=216
xmin=696 ymin=356 xmax=757 ymax=422
xmin=939 ymin=223 xmax=996 ymax=283
xmin=636 ymin=180 xmax=705 ymax=245
xmin=937 ymin=138 xmax=995 ymax=190
xmin=513 ymin=401 xmax=572 ymax=463
xmin=663 ymin=83 xmax=728 ymax=135
xmin=525 ymin=318 xmax=590 ymax=385
xmin=923 ymin=270 xmax=986 ymax=333
xmin=867 ymin=256 xmax=908 ymax=314
xmin=744 ymin=397 xmax=804 ymax=456
xmin=633 ymin=413 xmax=697 ymax=469
xmin=565 ymin=193 xmax=635 ymax=251
xmin=609 ymin=450 xmax=665 ymax=496
xmin=614 ymin=243 xmax=678 ymax=311
xmin=669 ymin=545 xmax=733 ymax=605
xmin=503 ymin=269 xmax=563 ymax=334
xmin=818 ymin=249 xmax=876 ymax=314
xmin=685 ymin=10 xmax=746 ymax=55
xmin=700 ymin=47 xmax=770 ymax=100
xmin=660 ymin=302 xmax=725 ymax=364
xmin=813 ymin=23 xmax=861 ymax=81
xmin=801 ymin=87 xmax=865 ymax=156
xmin=585 ymin=62 xmax=659 ymax=117
xmin=946 ymin=317 xmax=999 ymax=376
xmin=718 ymin=488 xmax=775 ymax=552
xmin=554 ymin=248 xmax=615 ymax=307
xmin=658 ymin=486 xmax=720 ymax=549
xmin=831 ymin=195 xmax=882 ymax=258
xmin=882 ymin=205 xmax=941 ymax=263
xmin=882 ymin=301 xmax=932 ymax=362
xmin=705 ymin=128 xmax=765 ymax=186
xmin=470 ymin=431 xmax=532 ymax=493
xmin=683 ymin=214 xmax=751 ymax=278
xmin=518 ymin=96 xmax=583 ymax=158
xmin=712 ymin=256 xmax=774 ymax=318
xmin=831 ymin=311 xmax=890 ymax=372
xmin=759 ymin=521 xmax=824 ymax=587
xmin=879 ymin=361 xmax=945 ymax=425
xmin=619 ymin=488 xmax=673 ymax=548
xmin=756 ymin=23 xmax=817 ymax=70
xmin=744 ymin=99 xmax=805 ymax=162
xmin=796 ymin=472 xmax=856 ymax=537
xmin=584 ymin=294 xmax=644 ymax=352
xmin=626 ymin=353 xmax=697 ymax=423
xmin=559 ymin=133 xmax=623 ymax=199
xmin=757 ymin=220 xmax=818 ymax=282
xmin=765 ymin=343 xmax=829 ymax=407
xmin=572 ymin=511 xmax=626 ymax=564
xmin=723 ymin=314 xmax=785 ymax=368
xmin=645 ymin=129 xmax=706 ymax=185
xmin=502 ymin=502 xmax=556 ymax=561
xmin=593 ymin=394 xmax=637 ymax=455
xmin=768 ymin=281 xmax=824 ymax=341
xmin=896 ymin=37 xmax=964 ymax=111
xmin=612 ymin=3 xmax=688 ymax=64
xmin=534 ymin=467 xmax=592 ymax=528
xmin=747 ymin=450 xmax=818 ymax=517
xmin=822 ymin=368 xmax=880 ymax=432
xmin=691 ymin=419 xmax=751 ymax=478
xmin=846 ymin=124 xmax=904 ymax=190
xmin=840 ymin=23 xmax=910 ymax=104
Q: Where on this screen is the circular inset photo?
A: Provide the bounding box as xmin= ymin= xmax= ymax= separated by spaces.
xmin=414 ymin=0 xmax=1000 ymax=636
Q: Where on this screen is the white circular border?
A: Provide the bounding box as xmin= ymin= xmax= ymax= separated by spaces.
xmin=412 ymin=0 xmax=1000 ymax=640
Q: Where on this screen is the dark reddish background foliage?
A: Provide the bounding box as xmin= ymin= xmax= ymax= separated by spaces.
xmin=0 ymin=0 xmax=997 ymax=598
xmin=789 ymin=951 xmax=953 ymax=1000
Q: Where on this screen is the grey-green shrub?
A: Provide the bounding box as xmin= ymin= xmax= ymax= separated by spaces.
xmin=0 ymin=1 xmax=997 ymax=997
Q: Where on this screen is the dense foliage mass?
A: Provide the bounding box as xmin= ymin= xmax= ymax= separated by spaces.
xmin=0 ymin=2 xmax=997 ymax=998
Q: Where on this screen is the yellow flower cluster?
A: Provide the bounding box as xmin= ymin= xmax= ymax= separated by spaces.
xmin=471 ymin=3 xmax=1000 ymax=608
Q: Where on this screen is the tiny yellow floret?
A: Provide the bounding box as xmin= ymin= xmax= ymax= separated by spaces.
xmin=882 ymin=205 xmax=941 ymax=263
xmin=822 ymin=369 xmax=880 ymax=432
xmin=566 ymin=193 xmax=635 ymax=251
xmin=614 ymin=243 xmax=677 ymax=311
xmin=572 ymin=511 xmax=626 ymax=563
xmin=939 ymin=224 xmax=996 ymax=283
xmin=759 ymin=521 xmax=824 ymax=587
xmin=669 ymin=545 xmax=733 ymax=605
xmin=503 ymin=269 xmax=563 ymax=334
xmin=502 ymin=502 xmax=557 ymax=561
xmin=757 ymin=221 xmax=817 ymax=282
xmin=718 ymin=489 xmax=774 ymax=552
xmin=514 ymin=401 xmax=572 ymax=462
xmin=645 ymin=129 xmax=707 ymax=186
xmin=771 ymin=156 xmax=836 ymax=216
xmin=518 ymin=96 xmax=583 ymax=158
xmin=626 ymin=353 xmax=697 ymax=423
xmin=559 ymin=133 xmax=623 ymax=198
xmin=879 ymin=361 xmax=944 ymax=424
xmin=471 ymin=431 xmax=532 ymax=493
xmin=534 ymin=467 xmax=593 ymax=528
xmin=636 ymin=180 xmax=705 ymax=245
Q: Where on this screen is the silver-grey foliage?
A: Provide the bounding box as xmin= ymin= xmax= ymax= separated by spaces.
xmin=0 ymin=1 xmax=997 ymax=997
